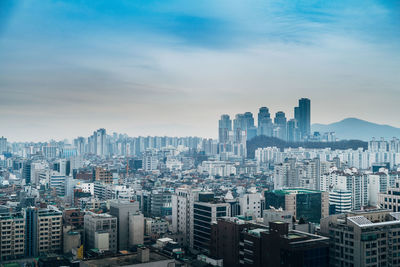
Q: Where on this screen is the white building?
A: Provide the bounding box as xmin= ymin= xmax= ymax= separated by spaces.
xmin=329 ymin=190 xmax=352 ymax=214
xmin=171 ymin=187 xmax=200 ymax=248
xmin=238 ymin=193 xmax=262 ymax=218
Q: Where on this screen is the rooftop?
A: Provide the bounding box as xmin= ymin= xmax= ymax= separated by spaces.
xmin=82 ymin=251 xmax=173 ymax=267
xmin=270 ymin=188 xmax=323 ymax=195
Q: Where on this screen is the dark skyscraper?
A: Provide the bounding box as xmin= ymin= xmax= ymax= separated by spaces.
xmin=274 ymin=111 xmax=287 ymax=125
xmin=218 ymin=114 xmax=232 ymax=143
xmin=296 ymin=98 xmax=311 ymax=139
xmin=257 ymin=107 xmax=271 ymax=127
xmin=243 ymin=112 xmax=255 ymax=129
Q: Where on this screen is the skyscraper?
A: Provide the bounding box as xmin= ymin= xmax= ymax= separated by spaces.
xmin=297 ymin=98 xmax=311 ymax=139
xmin=257 ymin=107 xmax=273 ymax=137
xmin=243 ymin=112 xmax=255 ymax=129
xmin=0 ymin=136 xmax=7 ymax=154
xmin=287 ymin=119 xmax=300 ymax=142
xmin=274 ymin=111 xmax=287 ymax=141
xmin=218 ymin=115 xmax=232 ymax=143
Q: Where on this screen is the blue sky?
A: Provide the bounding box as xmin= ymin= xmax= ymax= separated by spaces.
xmin=0 ymin=0 xmax=399 ymax=141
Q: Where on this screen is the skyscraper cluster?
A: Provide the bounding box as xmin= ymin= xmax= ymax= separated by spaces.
xmin=218 ymin=98 xmax=311 ymax=145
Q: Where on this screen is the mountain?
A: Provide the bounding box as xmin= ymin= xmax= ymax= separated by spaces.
xmin=312 ymin=118 xmax=400 ymax=141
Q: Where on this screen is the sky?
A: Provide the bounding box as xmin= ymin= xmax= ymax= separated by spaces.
xmin=0 ymin=0 xmax=399 ymax=142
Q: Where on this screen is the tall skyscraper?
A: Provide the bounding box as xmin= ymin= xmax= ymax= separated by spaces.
xmin=233 ymin=114 xmax=246 ymax=143
xmin=218 ymin=114 xmax=232 ymax=143
xmin=296 ymin=98 xmax=311 ymax=139
xmin=287 ymin=119 xmax=300 ymax=142
xmin=0 ymin=136 xmax=7 ymax=154
xmin=257 ymin=107 xmax=273 ymax=137
xmin=95 ymin=128 xmax=107 ymax=156
xmin=243 ymin=112 xmax=255 ymax=129
xmin=274 ymin=111 xmax=287 ymax=141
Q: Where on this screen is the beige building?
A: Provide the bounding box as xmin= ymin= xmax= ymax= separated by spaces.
xmin=95 ymin=167 xmax=113 ymax=184
xmin=321 ymin=210 xmax=400 ymax=267
xmin=0 ymin=211 xmax=25 ymax=261
xmin=36 ymin=206 xmax=63 ymax=255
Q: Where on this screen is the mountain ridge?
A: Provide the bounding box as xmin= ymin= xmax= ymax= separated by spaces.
xmin=312 ymin=118 xmax=400 ymax=141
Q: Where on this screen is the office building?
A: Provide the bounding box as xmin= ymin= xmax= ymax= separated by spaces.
xmin=84 ymin=211 xmax=117 ymax=253
xmin=260 ymin=222 xmax=329 ymax=267
xmin=257 ymin=107 xmax=273 ymax=137
xmin=193 ymin=200 xmax=230 ymax=254
xmin=0 ymin=136 xmax=7 ymax=154
xmin=296 ymin=98 xmax=311 ymax=139
xmin=129 ymin=213 xmax=144 ymax=247
xmin=218 ymin=114 xmax=232 ymax=143
xmin=210 ymin=217 xmax=254 ymax=267
xmin=172 ymin=187 xmax=200 ymax=248
xmin=265 ymin=189 xmax=329 ymax=223
xmin=109 ymin=200 xmax=140 ymax=250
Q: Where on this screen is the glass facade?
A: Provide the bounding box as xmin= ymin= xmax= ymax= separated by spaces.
xmin=296 ymin=193 xmax=322 ymax=223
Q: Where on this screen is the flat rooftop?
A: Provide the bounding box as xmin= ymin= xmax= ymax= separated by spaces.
xmin=271 ymin=188 xmax=323 ymax=195
xmin=82 ymin=251 xmax=173 ymax=267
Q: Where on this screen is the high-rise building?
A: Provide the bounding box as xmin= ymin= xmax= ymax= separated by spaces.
xmin=218 ymin=114 xmax=232 ymax=143
xmin=260 ymin=222 xmax=329 ymax=267
xmin=321 ymin=210 xmax=400 ymax=267
xmin=273 ymin=111 xmax=287 ymax=141
xmin=150 ymin=191 xmax=172 ymax=217
xmin=192 ymin=199 xmax=230 ymax=254
xmin=172 ymin=187 xmax=200 ymax=248
xmin=237 ymin=221 xmax=329 ymax=267
xmin=0 ymin=136 xmax=7 ymax=154
xmin=50 ymin=174 xmax=66 ymax=196
xmin=84 ymin=211 xmax=117 ymax=253
xmin=25 ymin=206 xmax=63 ymax=257
xmin=379 ymin=180 xmax=400 ymax=212
xmin=297 ymin=98 xmax=311 ymax=139
xmin=109 ymin=200 xmax=140 ymax=250
xmin=22 ymin=161 xmax=32 ymax=185
xmin=257 ymin=107 xmax=273 ymax=137
xmin=287 ymin=119 xmax=300 ymax=142
xmin=95 ymin=167 xmax=113 ymax=184
xmin=321 ymin=170 xmax=369 ymax=210
xmin=243 ymin=112 xmax=255 ymax=129
xmin=265 ymin=189 xmax=329 ymax=223
xmin=0 ymin=211 xmax=25 ymax=261
xmin=128 ymin=213 xmax=144 ymax=247
xmin=329 ymin=190 xmax=352 ymax=214
xmin=210 ymin=217 xmax=255 ymax=267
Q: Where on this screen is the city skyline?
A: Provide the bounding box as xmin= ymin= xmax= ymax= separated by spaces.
xmin=1 ymin=1 xmax=400 ymax=141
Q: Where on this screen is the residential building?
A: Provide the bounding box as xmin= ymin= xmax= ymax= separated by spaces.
xmin=321 ymin=210 xmax=400 ymax=267
xmin=0 ymin=211 xmax=25 ymax=261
